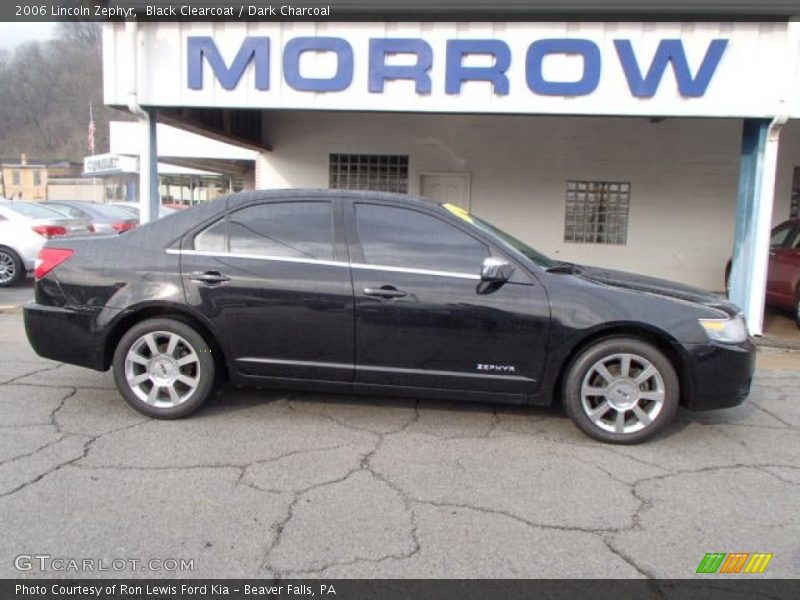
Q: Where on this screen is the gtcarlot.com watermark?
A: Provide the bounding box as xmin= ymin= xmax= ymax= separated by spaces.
xmin=14 ymin=553 xmax=194 ymax=573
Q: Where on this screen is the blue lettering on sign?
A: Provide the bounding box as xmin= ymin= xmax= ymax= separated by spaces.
xmin=368 ymin=38 xmax=433 ymax=94
xmin=186 ymin=35 xmax=729 ymax=99
xmin=526 ymin=39 xmax=601 ymax=96
xmin=187 ymin=36 xmax=269 ymax=90
xmin=445 ymin=40 xmax=511 ymax=95
xmin=283 ymin=37 xmax=353 ymax=92
xmin=614 ymin=39 xmax=728 ymax=98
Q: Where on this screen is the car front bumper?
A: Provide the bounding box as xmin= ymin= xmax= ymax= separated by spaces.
xmin=679 ymin=339 xmax=756 ymax=411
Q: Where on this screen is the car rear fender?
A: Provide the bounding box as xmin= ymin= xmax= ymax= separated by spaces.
xmin=101 ymin=302 xmax=232 ymax=381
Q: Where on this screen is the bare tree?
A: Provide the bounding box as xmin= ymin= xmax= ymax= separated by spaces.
xmin=0 ymin=23 xmax=129 ymax=162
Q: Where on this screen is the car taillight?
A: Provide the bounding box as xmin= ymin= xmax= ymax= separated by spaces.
xmin=111 ymin=222 xmax=136 ymax=233
xmin=32 ymin=225 xmax=68 ymax=239
xmin=34 ymin=248 xmax=74 ymax=280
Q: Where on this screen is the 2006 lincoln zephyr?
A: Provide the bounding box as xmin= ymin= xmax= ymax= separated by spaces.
xmin=23 ymin=190 xmax=755 ymax=443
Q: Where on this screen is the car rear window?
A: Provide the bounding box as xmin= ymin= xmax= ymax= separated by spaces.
xmin=2 ymin=201 xmax=69 ymax=220
xmin=87 ymin=203 xmax=136 ymax=219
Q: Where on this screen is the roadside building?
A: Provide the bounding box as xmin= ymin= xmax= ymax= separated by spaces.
xmin=0 ymin=155 xmax=81 ymax=201
xmin=101 ymin=18 xmax=800 ymax=334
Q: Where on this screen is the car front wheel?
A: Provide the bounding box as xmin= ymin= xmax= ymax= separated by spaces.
xmin=562 ymin=337 xmax=679 ymax=444
xmin=112 ymin=318 xmax=216 ymax=418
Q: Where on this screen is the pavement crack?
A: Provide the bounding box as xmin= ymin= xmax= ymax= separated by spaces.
xmin=599 ymin=535 xmax=658 ymax=579
xmin=0 ymin=433 xmax=69 ymax=467
xmin=0 ymin=418 xmax=150 ymax=499
xmin=750 ymin=402 xmax=796 ymax=429
xmin=0 ymin=363 xmax=64 ymax=385
xmin=50 ymin=386 xmax=77 ymax=434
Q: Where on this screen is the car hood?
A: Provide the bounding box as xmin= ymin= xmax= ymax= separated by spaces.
xmin=576 ymin=266 xmax=738 ymax=316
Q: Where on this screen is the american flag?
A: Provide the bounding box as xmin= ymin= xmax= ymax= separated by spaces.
xmin=87 ymin=103 xmax=96 ymax=155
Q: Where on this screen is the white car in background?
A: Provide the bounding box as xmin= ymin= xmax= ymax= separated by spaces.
xmin=0 ymin=200 xmax=93 ymax=287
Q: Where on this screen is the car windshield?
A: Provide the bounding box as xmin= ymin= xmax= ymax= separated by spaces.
xmin=0 ymin=201 xmax=69 ymax=220
xmin=441 ymin=203 xmax=558 ymax=269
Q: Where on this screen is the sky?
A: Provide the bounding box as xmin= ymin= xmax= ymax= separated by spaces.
xmin=0 ymin=22 xmax=56 ymax=51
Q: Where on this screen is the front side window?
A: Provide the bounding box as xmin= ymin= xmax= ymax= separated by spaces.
xmin=355 ymin=203 xmax=488 ymax=274
xmin=194 ymin=202 xmax=334 ymax=261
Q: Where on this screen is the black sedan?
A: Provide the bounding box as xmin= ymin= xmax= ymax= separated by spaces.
xmin=23 ymin=190 xmax=755 ymax=443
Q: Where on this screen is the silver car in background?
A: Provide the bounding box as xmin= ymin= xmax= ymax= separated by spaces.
xmin=0 ymin=200 xmax=93 ymax=287
xmin=109 ymin=201 xmax=177 ymax=220
xmin=42 ymin=200 xmax=138 ymax=234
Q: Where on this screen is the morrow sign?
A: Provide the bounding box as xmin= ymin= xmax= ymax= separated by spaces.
xmin=188 ymin=36 xmax=728 ymax=98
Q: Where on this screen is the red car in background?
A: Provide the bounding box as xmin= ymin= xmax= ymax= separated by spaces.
xmin=726 ymin=219 xmax=800 ymax=327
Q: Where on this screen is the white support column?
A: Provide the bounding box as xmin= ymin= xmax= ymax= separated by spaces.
xmin=138 ymin=109 xmax=159 ymax=224
xmin=731 ymin=118 xmax=786 ymax=336
xmin=254 ymin=151 xmax=271 ymax=190
xmin=746 ymin=119 xmax=785 ymax=334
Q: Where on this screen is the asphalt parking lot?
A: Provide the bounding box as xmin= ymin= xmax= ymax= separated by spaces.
xmin=1 ymin=285 xmax=799 ymax=579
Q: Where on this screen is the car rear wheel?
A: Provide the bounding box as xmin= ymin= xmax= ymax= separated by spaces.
xmin=795 ymin=290 xmax=800 ymax=330
xmin=112 ymin=318 xmax=216 ymax=418
xmin=0 ymin=247 xmax=24 ymax=287
xmin=562 ymin=337 xmax=679 ymax=444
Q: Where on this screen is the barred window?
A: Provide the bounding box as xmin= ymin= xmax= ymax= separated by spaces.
xmin=564 ymin=180 xmax=630 ymax=245
xmin=329 ymin=154 xmax=408 ymax=194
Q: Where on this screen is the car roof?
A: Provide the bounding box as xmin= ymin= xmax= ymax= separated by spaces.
xmin=123 ymin=188 xmax=446 ymax=246
xmin=224 ymin=188 xmax=438 ymax=210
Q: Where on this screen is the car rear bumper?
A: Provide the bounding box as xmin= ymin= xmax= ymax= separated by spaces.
xmin=680 ymin=339 xmax=756 ymax=411
xmin=23 ymin=302 xmax=107 ymax=371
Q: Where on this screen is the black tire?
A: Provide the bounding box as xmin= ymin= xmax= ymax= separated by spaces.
xmin=794 ymin=290 xmax=800 ymax=331
xmin=562 ymin=336 xmax=680 ymax=444
xmin=112 ymin=318 xmax=216 ymax=419
xmin=724 ymin=262 xmax=732 ymax=299
xmin=0 ymin=246 xmax=24 ymax=288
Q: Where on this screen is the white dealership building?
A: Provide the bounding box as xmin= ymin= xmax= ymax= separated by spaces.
xmin=102 ymin=20 xmax=800 ymax=334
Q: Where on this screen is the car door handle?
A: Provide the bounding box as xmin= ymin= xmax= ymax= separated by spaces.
xmin=189 ymin=270 xmax=230 ymax=285
xmin=364 ymin=285 xmax=407 ymax=299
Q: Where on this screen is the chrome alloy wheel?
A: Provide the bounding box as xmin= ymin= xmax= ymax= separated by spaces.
xmin=124 ymin=331 xmax=201 ymax=408
xmin=580 ymin=352 xmax=666 ymax=434
xmin=0 ymin=251 xmax=16 ymax=284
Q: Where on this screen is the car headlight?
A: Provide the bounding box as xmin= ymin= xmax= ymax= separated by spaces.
xmin=698 ymin=314 xmax=749 ymax=344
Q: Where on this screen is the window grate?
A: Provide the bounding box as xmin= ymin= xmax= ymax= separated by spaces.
xmin=564 ymin=180 xmax=630 ymax=245
xmin=329 ymin=154 xmax=409 ymax=194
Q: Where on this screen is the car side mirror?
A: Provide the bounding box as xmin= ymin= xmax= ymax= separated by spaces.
xmin=481 ymin=257 xmax=514 ymax=283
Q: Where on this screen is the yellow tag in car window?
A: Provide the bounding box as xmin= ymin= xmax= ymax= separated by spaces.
xmin=443 ymin=203 xmax=475 ymax=224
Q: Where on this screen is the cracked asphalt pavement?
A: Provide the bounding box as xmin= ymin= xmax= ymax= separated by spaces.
xmin=1 ymin=306 xmax=799 ymax=579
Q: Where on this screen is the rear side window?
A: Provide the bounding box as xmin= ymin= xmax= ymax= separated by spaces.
xmin=355 ymin=203 xmax=489 ymax=274
xmin=194 ymin=202 xmax=334 ymax=261
xmin=194 ymin=219 xmax=226 ymax=253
